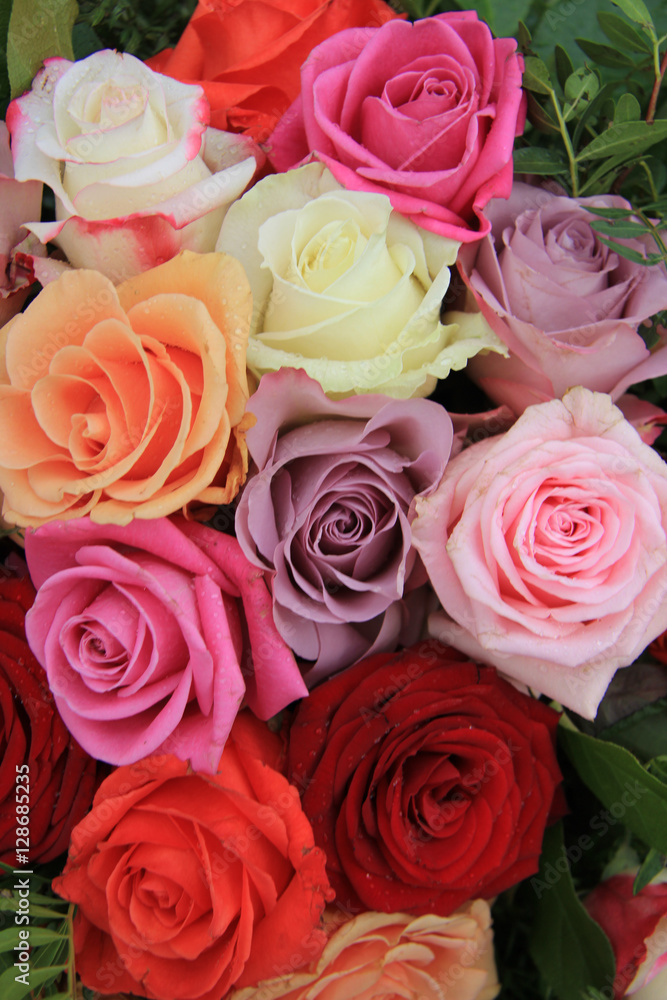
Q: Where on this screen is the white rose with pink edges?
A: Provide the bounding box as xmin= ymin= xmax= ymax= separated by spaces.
xmin=7 ymin=50 xmax=262 ymax=282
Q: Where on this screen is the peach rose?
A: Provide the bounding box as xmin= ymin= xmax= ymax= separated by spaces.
xmin=0 ymin=251 xmax=251 ymax=526
xmin=229 ymin=900 xmax=500 ymax=1000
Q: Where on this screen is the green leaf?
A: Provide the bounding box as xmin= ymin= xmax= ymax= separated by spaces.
xmin=0 ymin=964 xmax=66 ymax=1000
xmin=584 ymin=206 xmax=636 ymax=219
xmin=526 ymin=93 xmax=561 ymax=135
xmin=576 ymin=120 xmax=667 ymax=161
xmin=71 ymin=20 xmax=101 ymax=59
xmin=7 ymin=0 xmax=78 ymax=99
xmin=572 ymin=80 xmax=622 ymax=151
xmin=598 ymin=10 xmax=654 ymax=52
xmin=633 ymin=848 xmax=666 ymax=894
xmin=564 ymin=68 xmax=600 ymax=104
xmin=647 ymin=755 xmax=667 ymax=783
xmin=615 ymin=92 xmax=642 ymax=122
xmin=0 ymin=899 xmax=67 ymax=920
xmin=529 ymin=822 xmax=616 ymax=1000
xmin=575 ymin=36 xmax=637 ymax=68
xmin=555 ymin=44 xmax=575 ymax=90
xmin=513 ymin=146 xmax=569 ymax=175
xmin=595 ymin=235 xmax=664 ymax=264
xmin=0 ymin=926 xmax=66 ymax=952
xmin=601 ymin=698 xmax=667 ymax=760
xmin=0 ymin=0 xmax=12 ymax=112
xmin=447 ymin=0 xmax=534 ymax=40
xmin=523 ymin=56 xmax=552 ymax=95
xmin=610 ymin=0 xmax=655 ymax=30
xmin=590 ymin=218 xmax=650 ymax=237
xmin=518 ymin=19 xmax=532 ymax=52
xmin=559 ymin=726 xmax=667 ymax=854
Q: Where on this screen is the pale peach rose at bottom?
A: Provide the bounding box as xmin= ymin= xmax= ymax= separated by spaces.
xmin=228 ymin=900 xmax=499 ymax=1000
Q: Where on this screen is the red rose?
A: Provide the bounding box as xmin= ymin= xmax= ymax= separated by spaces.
xmin=585 ymin=874 xmax=667 ymax=999
xmin=53 ymin=712 xmax=333 ymax=1000
xmin=147 ymin=0 xmax=400 ymax=141
xmin=0 ymin=562 xmax=97 ymax=865
xmin=649 ymin=630 xmax=667 ymax=665
xmin=288 ymin=640 xmax=563 ymax=916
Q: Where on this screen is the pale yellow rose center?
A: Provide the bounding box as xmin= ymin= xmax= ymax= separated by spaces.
xmin=296 ymin=220 xmax=368 ymax=293
xmin=70 ymin=79 xmax=149 ymax=131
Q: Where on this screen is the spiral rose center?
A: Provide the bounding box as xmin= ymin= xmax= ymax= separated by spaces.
xmin=73 ymin=80 xmax=149 ymax=130
xmin=545 ymin=218 xmax=605 ymax=269
xmin=297 ymin=219 xmax=367 ymax=292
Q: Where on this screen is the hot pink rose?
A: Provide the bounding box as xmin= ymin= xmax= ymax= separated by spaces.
xmin=268 ymin=12 xmax=525 ymax=242
xmin=24 ymin=516 xmax=307 ymax=772
xmin=411 ymin=387 xmax=667 ymax=719
xmin=453 ymin=182 xmax=667 ymax=413
xmin=585 ymin=874 xmax=667 ymax=999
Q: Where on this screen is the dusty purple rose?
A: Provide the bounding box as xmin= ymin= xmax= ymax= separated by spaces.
xmin=235 ymin=368 xmax=453 ymax=682
xmin=24 ymin=515 xmax=306 ymax=772
xmin=449 ymin=182 xmax=667 ymax=412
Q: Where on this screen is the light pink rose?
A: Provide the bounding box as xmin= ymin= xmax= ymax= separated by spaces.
xmin=452 ymin=182 xmax=667 ymax=412
xmin=411 ymin=387 xmax=667 ymax=719
xmin=585 ymin=874 xmax=667 ymax=999
xmin=268 ymin=12 xmax=525 ymax=242
xmin=7 ymin=51 xmax=262 ymax=283
xmin=24 ymin=516 xmax=307 ymax=772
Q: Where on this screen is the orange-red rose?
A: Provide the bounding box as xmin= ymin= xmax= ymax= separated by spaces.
xmin=0 ymin=252 xmax=252 ymax=527
xmin=148 ymin=0 xmax=400 ymax=141
xmin=53 ymin=712 xmax=333 ymax=1000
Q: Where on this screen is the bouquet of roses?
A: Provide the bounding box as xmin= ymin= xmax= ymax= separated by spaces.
xmin=1 ymin=1 xmax=667 ymax=998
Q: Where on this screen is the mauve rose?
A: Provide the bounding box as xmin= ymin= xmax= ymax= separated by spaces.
xmin=412 ymin=387 xmax=667 ymax=719
xmin=451 ymin=182 xmax=667 ymax=413
xmin=235 ymin=367 xmax=452 ymax=682
xmin=268 ymin=12 xmax=525 ymax=242
xmin=24 ymin=515 xmax=306 ymax=772
xmin=585 ymin=874 xmax=667 ymax=999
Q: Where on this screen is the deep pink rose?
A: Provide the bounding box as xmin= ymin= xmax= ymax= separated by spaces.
xmin=585 ymin=874 xmax=667 ymax=998
xmin=24 ymin=516 xmax=307 ymax=772
xmin=454 ymin=182 xmax=667 ymax=413
xmin=235 ymin=368 xmax=452 ymax=683
xmin=268 ymin=12 xmax=525 ymax=242
xmin=411 ymin=387 xmax=667 ymax=719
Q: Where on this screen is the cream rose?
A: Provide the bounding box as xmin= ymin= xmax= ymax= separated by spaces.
xmin=7 ymin=51 xmax=262 ymax=283
xmin=216 ymin=163 xmax=504 ymax=397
